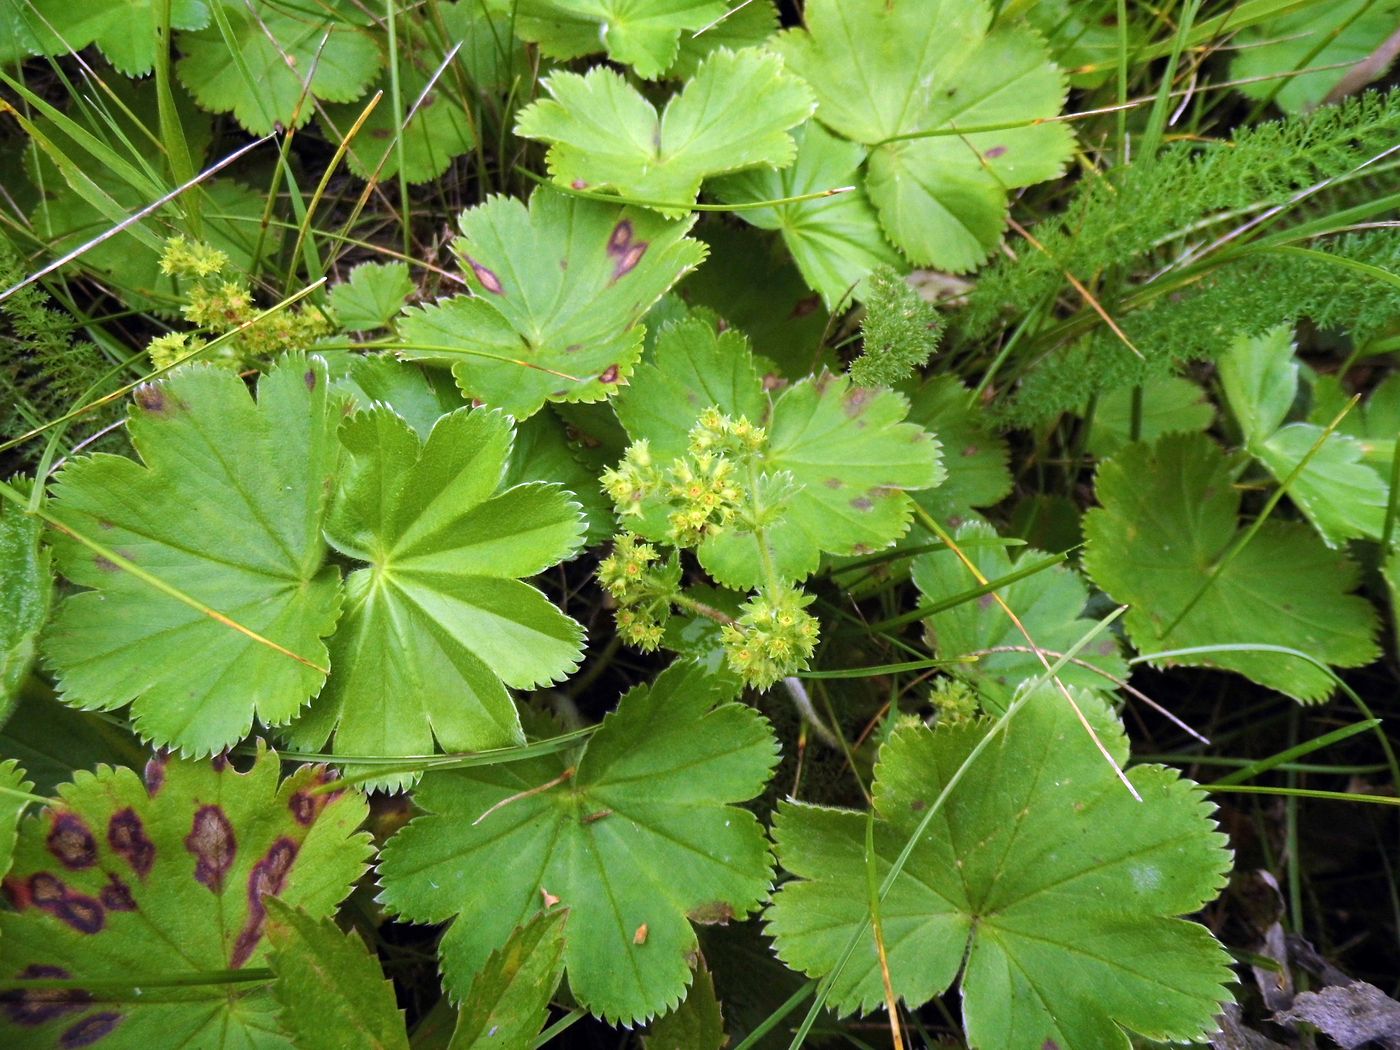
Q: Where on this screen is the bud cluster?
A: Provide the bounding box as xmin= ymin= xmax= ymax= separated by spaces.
xmin=720 ymin=587 xmax=820 ymax=690
xmin=929 ymin=676 xmax=979 ymax=725
xmin=596 ymin=533 xmax=680 ymax=651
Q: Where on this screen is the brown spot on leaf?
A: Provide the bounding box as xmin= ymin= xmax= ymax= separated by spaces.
xmin=48 ymin=814 xmax=97 ymax=870
xmin=599 ymin=364 xmax=620 ymax=384
xmin=911 ymin=798 xmax=927 ymax=812
xmin=185 ymin=806 xmax=236 ymax=893
xmin=107 ymin=809 xmax=155 ymax=879
xmin=143 ymin=755 xmax=167 ymax=797
xmin=28 ymin=874 xmax=104 ymax=934
xmin=607 ymin=219 xmax=634 ymax=254
xmin=571 ymin=178 xmax=588 ymax=189
xmin=985 ymin=145 xmax=1008 ymax=159
xmin=824 ymin=477 xmax=843 ymax=489
xmin=541 ymin=887 xmax=560 ymax=908
xmin=304 ymin=369 xmax=317 ymax=391
xmin=763 ymin=372 xmax=786 ymax=392
xmin=566 ymin=343 xmax=582 ymax=354
xmin=94 ymin=556 xmax=118 ymax=573
xmin=687 ymin=901 xmax=735 ymax=925
xmin=581 ymin=809 xmax=612 ymax=824
xmin=791 ymin=294 xmax=820 ymax=318
xmin=210 ymin=752 xmax=230 ymax=772
xmin=97 ymin=519 xmax=113 ymax=530
xmin=133 ymin=386 xmax=166 ymax=414
xmin=1042 ymin=1042 xmax=1060 ymax=1050
xmin=288 ymin=770 xmax=341 ymax=826
xmin=99 ymin=876 xmax=136 ymax=912
xmin=844 ymin=388 xmax=874 ymax=417
xmin=633 ymin=923 xmax=648 ymax=945
xmin=463 ymin=254 xmax=504 ymax=295
xmin=850 ymin=497 xmax=874 ymax=511
xmin=606 ymin=220 xmax=649 ymax=281
xmin=612 ymin=242 xmax=648 ymax=280
xmin=0 ymin=965 xmax=90 ymax=1026
xmin=369 ymin=128 xmax=391 ymax=139
xmin=230 ymin=838 xmax=298 ymax=968
xmin=962 ymin=444 xmax=979 ymax=457
xmin=60 ymin=1012 xmax=122 ymax=1048
xmin=851 ymin=543 xmax=873 ymax=555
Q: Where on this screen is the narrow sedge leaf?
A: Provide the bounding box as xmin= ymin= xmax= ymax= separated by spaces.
xmin=913 ymin=521 xmax=1127 ymax=708
xmin=774 ymin=0 xmax=1074 ymax=271
xmin=1083 ymin=433 xmax=1380 ymax=702
xmin=265 ymin=899 xmax=409 ymax=1050
xmin=448 ymin=909 xmax=567 ymax=1049
xmin=0 ymin=495 xmax=50 ymax=719
xmin=43 ymin=356 xmax=343 ymax=757
xmin=289 ymin=407 xmax=586 ymax=789
xmin=767 ymin=687 xmax=1234 ymax=1047
xmin=514 ymin=47 xmax=816 ymax=216
xmin=398 ymin=188 xmax=705 ymax=417
xmin=377 ymin=661 xmax=779 ymax=1026
xmin=0 ymin=747 xmax=372 ymax=1048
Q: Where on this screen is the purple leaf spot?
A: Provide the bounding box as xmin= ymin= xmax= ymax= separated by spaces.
xmin=463 ymin=255 xmax=504 ymax=295
xmin=598 ymin=364 xmax=620 ymax=385
xmin=962 ymin=444 xmax=979 ymax=457
xmin=304 ymin=369 xmax=318 ymax=391
xmin=790 ymin=294 xmax=821 ymax=318
xmin=571 ymin=178 xmax=588 ymax=189
xmin=607 ymin=220 xmax=634 ymax=256
xmin=230 ymin=838 xmax=299 ymax=968
xmin=843 ymin=388 xmax=873 ymax=416
xmin=0 ymin=966 xmax=91 ymax=1026
xmin=107 ymin=809 xmax=156 ymax=879
xmin=93 ymin=556 xmax=119 ymax=573
xmin=133 ymin=386 xmax=166 ymax=414
xmin=611 ymin=242 xmax=648 ymax=281
xmin=143 ymin=755 xmax=167 ymax=797
xmin=288 ymin=772 xmax=340 ymax=826
xmin=47 ymin=814 xmax=97 ymax=870
xmin=99 ymin=876 xmax=136 ymax=912
xmin=824 ymin=477 xmax=843 ymax=489
xmin=27 ymin=874 xmax=104 ymax=934
xmin=210 ymin=751 xmax=230 ymax=772
xmin=185 ymin=806 xmax=236 ymax=893
xmin=985 ymin=145 xmax=1008 ymax=159
xmin=59 ymin=1012 xmax=122 ymax=1048
xmin=850 ymin=497 xmax=874 ymax=511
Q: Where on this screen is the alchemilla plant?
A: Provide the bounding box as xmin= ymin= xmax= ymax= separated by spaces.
xmin=1 ymin=0 xmax=1398 ymax=1047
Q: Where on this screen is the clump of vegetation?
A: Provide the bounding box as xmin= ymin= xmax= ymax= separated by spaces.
xmin=2 ymin=1 xmax=1399 ymax=1047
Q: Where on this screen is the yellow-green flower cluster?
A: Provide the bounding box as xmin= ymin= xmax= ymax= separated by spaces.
xmin=930 ymin=677 xmax=979 ymax=725
xmin=159 ymin=235 xmax=230 ymax=279
xmin=721 ymin=587 xmax=820 ymax=690
xmin=601 ymin=440 xmax=657 ymax=519
xmin=596 ymin=533 xmax=679 ymax=651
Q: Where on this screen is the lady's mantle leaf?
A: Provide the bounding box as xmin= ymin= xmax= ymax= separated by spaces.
xmin=643 ymin=959 xmax=725 ymax=1050
xmin=502 ymin=0 xmax=727 ymax=79
xmin=377 ymin=661 xmax=778 ymax=1026
xmin=712 ymin=121 xmax=902 ymax=309
xmin=0 ymin=747 xmax=371 ymax=1048
xmin=329 ymin=262 xmax=416 ymax=333
xmin=514 ymin=48 xmax=815 ymax=216
xmin=1 ymin=496 xmax=51 ymax=718
xmin=265 ymin=899 xmax=409 ymax=1050
xmin=0 ymin=761 xmax=35 ymax=886
xmin=767 ymin=687 xmax=1234 ymax=1048
xmin=44 ymin=357 xmax=343 ymax=756
xmin=774 ymin=0 xmax=1074 ymax=272
xmin=1220 ymin=328 xmax=1387 ymax=546
xmin=176 ymin=1 xmax=381 ymax=135
xmin=1083 ymin=433 xmax=1379 ymax=702
xmin=448 ymin=909 xmax=567 ymax=1049
xmin=1 ymin=0 xmax=208 ymax=75
xmin=398 ymin=188 xmax=705 ymax=418
xmin=913 ymin=521 xmax=1127 ymax=709
xmin=616 ymin=319 xmax=944 ymax=587
xmin=288 ymin=408 xmax=585 ymax=788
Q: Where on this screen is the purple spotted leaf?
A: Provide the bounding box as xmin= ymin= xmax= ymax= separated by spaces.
xmin=0 ymin=745 xmax=371 ymax=1049
xmin=398 ymin=188 xmax=705 ymax=418
xmin=614 ymin=318 xmax=946 ymax=588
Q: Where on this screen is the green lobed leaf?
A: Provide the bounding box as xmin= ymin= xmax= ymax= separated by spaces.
xmin=1082 ymin=433 xmax=1380 ymax=702
xmin=1 ymin=494 xmax=51 ymax=720
xmin=265 ymin=899 xmax=409 ymax=1050
xmin=912 ymin=521 xmax=1128 ymax=708
xmin=0 ymin=746 xmax=372 ymax=1048
xmin=448 ymin=909 xmax=567 ymax=1049
xmin=1085 ymin=376 xmax=1215 ymax=458
xmin=766 ymin=686 xmax=1235 ymax=1047
xmin=176 ymin=0 xmax=381 ymax=135
xmin=43 ymin=356 xmax=344 ymax=757
xmin=0 ymin=760 xmax=35 ymax=886
xmin=514 ymin=47 xmax=815 ymax=216
xmin=0 ymin=0 xmax=209 ymax=74
xmin=1218 ymin=326 xmax=1300 ymax=444
xmin=500 ymin=0 xmax=727 ymax=79
xmin=774 ymin=0 xmax=1075 ymax=272
xmin=712 ymin=121 xmax=901 ymax=308
xmin=617 ymin=319 xmax=945 ymax=587
xmin=329 ymin=262 xmax=416 ymax=332
xmin=377 ymin=660 xmax=778 ymax=1026
xmin=904 ymin=375 xmax=1011 ymax=525
xmin=287 ymin=407 xmax=585 ymax=789
xmin=398 ymin=188 xmax=705 ymax=418
xmin=665 ymin=0 xmax=778 ymax=79
xmin=644 ymin=959 xmax=725 ymax=1050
